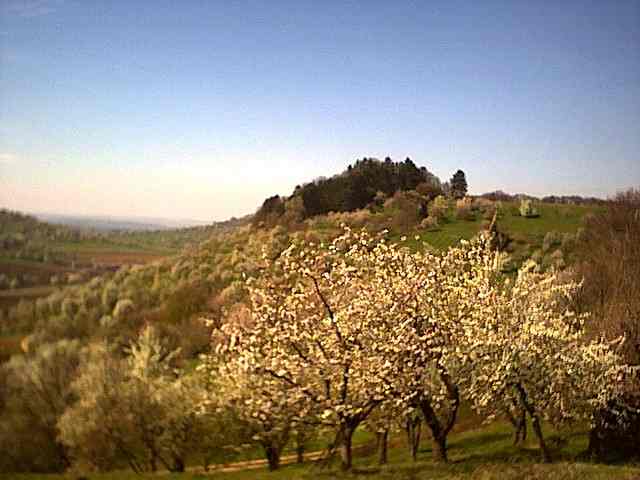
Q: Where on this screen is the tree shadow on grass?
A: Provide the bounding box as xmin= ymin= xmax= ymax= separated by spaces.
xmin=459 ymin=446 xmax=543 ymax=466
xmin=447 ymin=431 xmax=512 ymax=453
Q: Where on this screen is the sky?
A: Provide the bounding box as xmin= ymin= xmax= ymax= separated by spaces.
xmin=1 ymin=0 xmax=639 ymax=222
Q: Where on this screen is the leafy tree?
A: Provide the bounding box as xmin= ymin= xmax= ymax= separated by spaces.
xmin=205 ymin=229 xmax=416 ymax=470
xmin=519 ymin=198 xmax=539 ymax=218
xmin=58 ymin=327 xmax=208 ymax=473
xmin=0 ymin=340 xmax=81 ymax=473
xmin=254 ymin=195 xmax=286 ymax=228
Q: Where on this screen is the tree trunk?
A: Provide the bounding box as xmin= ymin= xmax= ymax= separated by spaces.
xmin=431 ymin=433 xmax=448 ymax=463
xmin=295 ymin=429 xmax=306 ymax=464
xmin=172 ymin=455 xmax=185 ymax=473
xmin=505 ymin=405 xmax=527 ymax=445
xmin=264 ymin=445 xmax=281 ymax=471
xmin=378 ymin=429 xmax=389 ymax=465
xmin=340 ymin=424 xmax=356 ymax=471
xmin=517 ymin=408 xmax=528 ymax=445
xmin=515 ymin=383 xmax=551 ymax=463
xmin=419 ymin=378 xmax=459 ymax=464
xmin=406 ymin=415 xmax=422 ymax=461
xmin=531 ymin=414 xmax=551 ymax=463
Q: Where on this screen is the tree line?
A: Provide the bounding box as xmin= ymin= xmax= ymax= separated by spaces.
xmin=253 ymin=157 xmax=469 ymax=228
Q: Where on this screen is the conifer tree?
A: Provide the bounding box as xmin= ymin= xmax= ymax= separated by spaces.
xmin=450 ymin=170 xmax=468 ymax=199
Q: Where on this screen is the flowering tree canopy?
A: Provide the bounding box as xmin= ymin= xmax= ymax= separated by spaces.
xmin=456 ymin=261 xmax=635 ymax=462
xmin=201 ymin=227 xmax=634 ymax=468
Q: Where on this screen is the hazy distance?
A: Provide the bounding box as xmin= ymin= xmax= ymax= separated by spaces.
xmin=1 ymin=1 xmax=639 ymax=221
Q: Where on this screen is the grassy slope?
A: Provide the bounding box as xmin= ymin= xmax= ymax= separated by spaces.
xmin=3 ymin=422 xmax=639 ymax=479
xmin=394 ymin=201 xmax=599 ymax=253
xmin=0 ymin=201 xmax=617 ymax=479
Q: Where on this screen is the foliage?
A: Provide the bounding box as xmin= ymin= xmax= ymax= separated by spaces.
xmin=519 ymin=199 xmax=539 ymax=218
xmin=428 ymin=195 xmax=449 ymax=222
xmin=455 ymin=197 xmax=475 ymax=221
xmin=456 ymin=260 xmax=634 ymax=462
xmin=0 ymin=340 xmax=81 ymax=473
xmin=202 ymin=226 xmax=632 ymax=470
xmin=255 ymin=157 xmax=440 ymax=225
xmin=571 ymin=188 xmax=640 ymax=459
xmin=57 ymin=326 xmax=213 ymax=473
xmin=450 ymin=170 xmax=468 ymax=199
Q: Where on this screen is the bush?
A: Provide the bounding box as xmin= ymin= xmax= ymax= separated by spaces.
xmin=416 ymin=182 xmax=443 ymax=201
xmin=59 ymin=328 xmax=216 ymax=473
xmin=0 ymin=340 xmax=81 ymax=473
xmin=420 ymin=216 xmax=439 ymax=230
xmin=519 ymin=199 xmax=539 ymax=218
xmin=455 ymin=197 xmax=475 ymax=221
xmin=428 ymin=195 xmax=449 ymax=222
xmin=112 ymin=299 xmax=135 ymax=320
xmin=572 ymin=188 xmax=640 ymax=459
xmin=542 ymin=230 xmax=562 ymax=252
xmin=386 ymin=191 xmax=426 ymax=231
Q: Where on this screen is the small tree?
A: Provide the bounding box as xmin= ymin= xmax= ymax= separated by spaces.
xmin=59 ymin=327 xmax=206 ymax=473
xmin=0 ymin=340 xmax=81 ymax=473
xmin=519 ymin=198 xmax=539 ymax=218
xmin=428 ymin=195 xmax=449 ymax=222
xmin=449 ymin=170 xmax=468 ymax=199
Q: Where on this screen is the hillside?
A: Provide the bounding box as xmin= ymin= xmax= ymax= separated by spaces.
xmin=0 ymin=163 xmax=602 ymax=362
xmin=0 ymin=167 xmax=625 ymax=478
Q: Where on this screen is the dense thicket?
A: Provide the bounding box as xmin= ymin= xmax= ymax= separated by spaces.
xmin=254 ymin=157 xmax=443 ymax=227
xmin=572 ymin=189 xmax=640 ymax=459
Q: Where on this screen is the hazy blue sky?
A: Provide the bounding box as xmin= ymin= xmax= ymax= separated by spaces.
xmin=1 ymin=0 xmax=639 ymax=221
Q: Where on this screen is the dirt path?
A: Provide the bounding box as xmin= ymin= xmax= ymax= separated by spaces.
xmin=187 ymin=442 xmax=375 ymax=474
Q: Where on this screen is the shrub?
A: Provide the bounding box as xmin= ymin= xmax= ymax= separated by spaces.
xmin=542 ymin=230 xmax=562 ymax=252
xmin=455 ymin=197 xmax=475 ymax=221
xmin=0 ymin=340 xmax=81 ymax=473
xmin=428 ymin=195 xmax=449 ymax=222
xmin=101 ymin=282 xmax=119 ymax=312
xmin=572 ymin=188 xmax=640 ymax=459
xmin=416 ymin=182 xmax=443 ymax=201
xmin=386 ymin=191 xmax=425 ymax=231
xmin=420 ymin=216 xmax=439 ymax=230
xmin=59 ymin=328 xmax=215 ymax=473
xmin=112 ymin=299 xmax=135 ymax=320
xmin=519 ymin=199 xmax=539 ymax=218
xmin=473 ymin=197 xmax=495 ymax=214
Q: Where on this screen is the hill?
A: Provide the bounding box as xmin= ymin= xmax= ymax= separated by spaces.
xmin=36 ymin=213 xmax=212 ymax=231
xmin=0 ymin=164 xmax=602 ymax=361
xmin=0 ymin=165 xmax=620 ymax=477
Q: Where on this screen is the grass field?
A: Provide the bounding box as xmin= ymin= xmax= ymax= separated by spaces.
xmin=3 ymin=421 xmax=639 ymax=480
xmin=393 ymin=201 xmax=601 ymax=253
xmin=49 ymin=239 xmax=176 ymax=266
xmin=0 ymin=285 xmax=58 ymax=310
xmin=52 ymin=239 xmax=177 ymax=255
xmin=0 ymin=240 xmax=174 ymax=308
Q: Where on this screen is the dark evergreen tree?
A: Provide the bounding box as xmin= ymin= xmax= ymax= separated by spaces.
xmin=450 ymin=170 xmax=468 ymax=199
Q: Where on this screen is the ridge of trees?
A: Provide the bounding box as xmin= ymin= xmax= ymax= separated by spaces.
xmin=479 ymin=191 xmax=606 ymax=205
xmin=254 ymin=157 xmax=446 ymax=227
